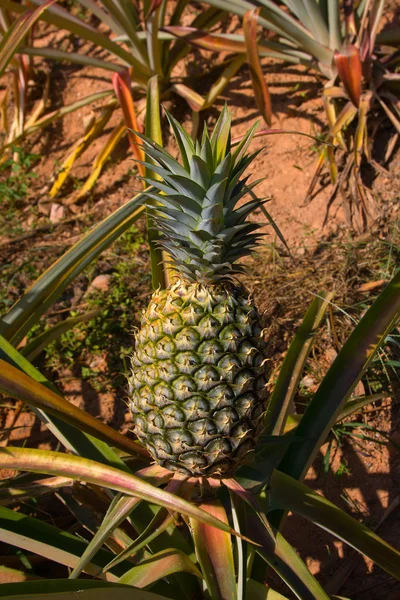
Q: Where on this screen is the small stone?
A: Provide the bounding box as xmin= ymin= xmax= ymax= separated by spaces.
xmin=90 ymin=274 xmax=111 ymax=292
xmin=49 ymin=203 xmax=65 ymax=223
xmin=325 ymin=347 xmax=337 ymax=363
xmin=300 ymin=375 xmax=314 ymax=389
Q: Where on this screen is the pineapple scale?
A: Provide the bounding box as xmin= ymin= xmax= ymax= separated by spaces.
xmin=129 ymin=280 xmax=268 ymax=477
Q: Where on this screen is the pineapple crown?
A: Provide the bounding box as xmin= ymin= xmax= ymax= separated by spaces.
xmin=137 ymin=106 xmax=265 ymax=283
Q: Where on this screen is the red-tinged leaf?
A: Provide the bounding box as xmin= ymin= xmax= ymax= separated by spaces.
xmin=145 ymin=0 xmax=163 ymax=20
xmin=69 ymin=464 xmax=174 ymax=579
xmin=171 ymin=83 xmax=204 ymax=112
xmin=190 ymin=501 xmax=237 ymax=600
xmin=243 ymin=8 xmax=272 ymax=126
xmin=0 ymin=0 xmax=58 ymax=76
xmin=103 ymin=474 xmax=185 ymax=573
xmin=0 ymin=447 xmax=254 ymax=542
xmin=164 ymin=26 xmax=246 ymax=53
xmin=334 ymin=45 xmax=362 ymax=108
xmin=119 ymin=548 xmax=202 ymax=587
xmin=112 ymin=70 xmax=145 ymax=177
xmin=0 ymin=359 xmax=149 ymax=458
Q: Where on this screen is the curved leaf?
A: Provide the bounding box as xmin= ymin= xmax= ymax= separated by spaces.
xmin=119 ymin=548 xmax=201 ymax=587
xmin=0 ymin=447 xmax=253 ymax=542
xmin=279 ymin=269 xmax=400 ymax=481
xmin=190 ymin=501 xmax=237 ymax=600
xmin=0 ymin=578 xmax=172 ymax=598
xmin=264 ymin=293 xmax=333 ymax=435
xmin=243 ymin=8 xmax=272 ymax=126
xmin=0 ymin=359 xmax=148 ymax=458
xmin=0 ymin=505 xmax=131 ymax=579
xmin=0 ymin=0 xmax=58 ymax=76
xmin=268 ymin=470 xmax=400 ymax=581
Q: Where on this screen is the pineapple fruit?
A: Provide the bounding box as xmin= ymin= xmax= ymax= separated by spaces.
xmin=129 ymin=108 xmax=268 ymax=477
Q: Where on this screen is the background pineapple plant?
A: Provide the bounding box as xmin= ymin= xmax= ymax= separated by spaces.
xmin=129 ymin=108 xmax=269 ymax=477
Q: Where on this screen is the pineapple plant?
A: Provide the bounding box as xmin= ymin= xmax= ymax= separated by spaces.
xmin=129 ymin=108 xmax=269 ymax=477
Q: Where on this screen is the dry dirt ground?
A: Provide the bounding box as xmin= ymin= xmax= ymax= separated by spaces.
xmin=1 ymin=9 xmax=400 ymax=599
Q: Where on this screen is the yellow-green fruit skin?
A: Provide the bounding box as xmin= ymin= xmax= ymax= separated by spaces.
xmin=129 ymin=280 xmax=268 ymax=477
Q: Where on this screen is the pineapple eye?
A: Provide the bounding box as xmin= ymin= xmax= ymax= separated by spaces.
xmin=153 ymin=382 xmax=174 ymax=404
xmin=162 ymin=314 xmax=183 ymax=335
xmin=156 ymin=361 xmax=179 ymax=382
xmin=175 ymin=327 xmax=200 ymax=351
xmin=157 ymin=336 xmax=176 ymax=359
xmin=172 ymin=375 xmax=197 ymax=400
xmin=188 ymin=418 xmax=217 ymax=437
xmin=235 ymin=393 xmax=254 ymax=419
xmin=194 ymin=365 xmax=220 ymax=391
xmin=198 ymin=315 xmax=222 ymax=339
xmin=213 ymin=407 xmax=239 ymax=434
xmin=160 ymin=405 xmax=186 ymax=428
xmin=204 ymin=438 xmax=232 ymax=460
xmin=166 ymin=429 xmax=194 ymax=450
xmin=174 ymin=351 xmax=200 ymax=374
xmin=180 ymin=451 xmax=207 ymax=471
xmin=218 ymin=354 xmax=241 ymax=371
xmin=197 ymin=340 xmax=224 ymax=364
xmin=181 ymin=396 xmax=210 ymax=420
xmin=151 ymin=435 xmax=173 ymax=457
xmin=147 ymin=410 xmax=165 ymax=430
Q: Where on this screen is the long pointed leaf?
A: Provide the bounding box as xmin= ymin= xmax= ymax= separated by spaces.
xmin=0 ymin=0 xmax=57 ymax=76
xmin=145 ymin=74 xmax=167 ymax=290
xmin=279 ymin=270 xmax=400 ymax=481
xmin=190 ymin=501 xmax=237 ymax=600
xmin=0 ymin=335 xmax=134 ymax=469
xmin=243 ymin=8 xmax=272 ymax=126
xmin=0 ymin=580 xmax=171 ymax=599
xmin=0 ymin=447 xmax=254 ymax=541
xmin=119 ymin=548 xmax=202 ymax=587
xmin=0 ymin=359 xmax=148 ymax=458
xmin=264 ymin=293 xmax=333 ymax=435
xmin=268 ymin=469 xmax=400 ymax=581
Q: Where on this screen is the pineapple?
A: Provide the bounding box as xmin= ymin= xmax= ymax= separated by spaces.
xmin=129 ymin=108 xmax=268 ymax=477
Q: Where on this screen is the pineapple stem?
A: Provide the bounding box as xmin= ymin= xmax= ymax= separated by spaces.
xmin=145 ymin=76 xmax=168 ymax=290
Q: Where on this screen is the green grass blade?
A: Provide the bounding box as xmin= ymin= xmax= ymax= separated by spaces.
xmin=278 ymin=270 xmax=400 ymax=481
xmin=264 ymin=293 xmax=333 ymax=435
xmin=0 ymin=580 xmax=172 ymax=599
xmin=0 ymin=193 xmax=146 ymax=345
xmin=268 ymin=470 xmax=400 ymax=580
xmin=0 ymin=447 xmax=253 ymax=541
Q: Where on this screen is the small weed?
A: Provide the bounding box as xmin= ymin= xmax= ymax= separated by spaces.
xmin=42 ymin=226 xmax=151 ymax=393
xmin=0 ymin=146 xmax=40 ymax=235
